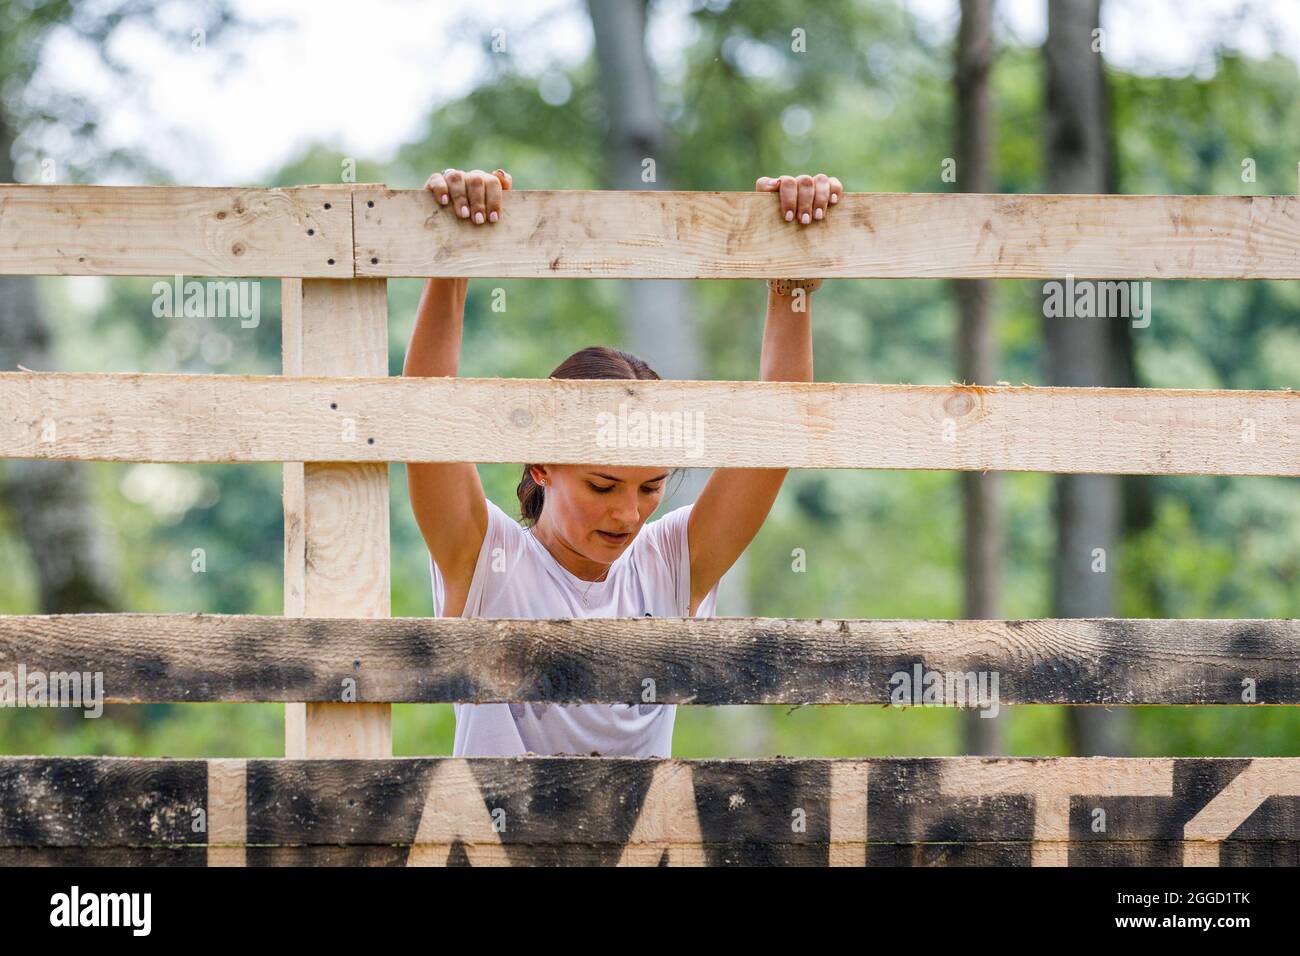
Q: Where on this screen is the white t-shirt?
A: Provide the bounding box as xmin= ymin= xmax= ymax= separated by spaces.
xmin=430 ymin=497 xmax=720 ymax=757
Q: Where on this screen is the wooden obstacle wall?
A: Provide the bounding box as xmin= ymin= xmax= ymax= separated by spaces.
xmin=0 ymin=183 xmax=1296 ymax=866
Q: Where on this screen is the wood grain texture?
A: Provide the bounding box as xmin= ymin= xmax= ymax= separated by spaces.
xmin=0 ymin=185 xmax=353 ymax=277
xmin=282 ymin=277 xmax=391 ymax=759
xmin=354 ymin=188 xmax=1300 ymax=279
xmin=3 ymin=186 xmax=1297 ymax=279
xmin=3 ymin=613 xmax=1297 ymax=704
xmin=0 ymin=757 xmax=1295 ymax=866
xmin=2 ymin=374 xmax=1294 ymax=475
xmin=206 ymin=758 xmax=246 ymax=867
xmin=3 ymin=841 xmax=1295 ymax=866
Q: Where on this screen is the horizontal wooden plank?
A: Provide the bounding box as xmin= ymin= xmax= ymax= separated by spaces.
xmin=354 ymin=188 xmax=1300 ymax=279
xmin=3 ymin=186 xmax=1298 ymax=279
xmin=0 ymin=757 xmax=1295 ymax=866
xmin=7 ymin=841 xmax=1297 ymax=867
xmin=0 ymin=185 xmax=353 ymax=277
xmin=0 ymin=847 xmax=209 ymax=866
xmin=2 ymin=373 xmax=1294 ymax=474
xmin=3 ymin=614 xmax=1297 ymax=705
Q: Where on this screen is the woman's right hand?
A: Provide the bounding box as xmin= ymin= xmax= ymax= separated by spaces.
xmin=424 ymin=167 xmax=512 ymax=225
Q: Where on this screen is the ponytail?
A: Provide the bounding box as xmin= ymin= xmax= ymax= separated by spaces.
xmin=516 ymin=467 xmax=545 ymax=526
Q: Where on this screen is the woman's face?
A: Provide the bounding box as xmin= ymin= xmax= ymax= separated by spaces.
xmin=531 ymin=464 xmax=669 ymax=563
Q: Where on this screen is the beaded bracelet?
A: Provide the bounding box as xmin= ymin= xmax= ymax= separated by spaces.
xmin=766 ymin=278 xmax=824 ymax=296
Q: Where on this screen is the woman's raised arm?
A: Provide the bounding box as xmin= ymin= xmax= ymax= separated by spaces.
xmin=403 ymin=168 xmax=511 ymax=613
xmin=683 ymin=173 xmax=842 ymax=614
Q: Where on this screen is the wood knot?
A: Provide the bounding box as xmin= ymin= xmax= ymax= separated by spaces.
xmin=944 ymin=392 xmax=976 ymax=416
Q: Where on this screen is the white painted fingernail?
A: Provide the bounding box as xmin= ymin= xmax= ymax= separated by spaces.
xmin=801 ymin=213 xmax=810 ymax=224
xmin=440 ymin=195 xmax=448 ymax=204
xmin=489 ymin=211 xmax=498 ymax=222
xmin=831 ymin=194 xmax=838 ymax=203
xmin=460 ymin=205 xmax=469 ymax=217
xmin=785 ymin=210 xmax=794 ymax=221
xmin=474 ymin=211 xmax=484 ymax=224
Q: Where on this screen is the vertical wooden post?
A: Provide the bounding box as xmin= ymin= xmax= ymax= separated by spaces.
xmin=282 ymin=276 xmax=392 ymax=758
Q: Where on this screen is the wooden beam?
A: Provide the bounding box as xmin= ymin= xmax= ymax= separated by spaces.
xmin=354 ymin=188 xmax=1300 ymax=279
xmin=0 ymin=757 xmax=1295 ymax=866
xmin=2 ymin=185 xmax=1297 ymax=279
xmin=3 ymin=613 xmax=1297 ymax=705
xmin=282 ymin=278 xmax=391 ymax=758
xmin=206 ymin=758 xmax=246 ymax=867
xmin=2 ymin=374 xmax=1294 ymax=475
xmin=0 ymin=185 xmax=353 ymax=277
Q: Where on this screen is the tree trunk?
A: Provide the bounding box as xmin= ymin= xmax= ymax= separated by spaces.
xmin=586 ymin=0 xmax=701 ymax=384
xmin=586 ymin=0 xmax=763 ymax=752
xmin=954 ymin=0 xmax=1004 ymax=756
xmin=0 ymin=113 xmax=118 ymax=616
xmin=1043 ymin=0 xmax=1131 ymax=756
xmin=0 ymin=107 xmax=124 ymax=733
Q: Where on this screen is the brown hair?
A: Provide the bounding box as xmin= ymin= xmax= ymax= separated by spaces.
xmin=516 ymin=346 xmax=671 ymax=527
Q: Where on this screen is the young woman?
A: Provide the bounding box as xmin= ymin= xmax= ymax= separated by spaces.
xmin=404 ymin=166 xmax=842 ymax=758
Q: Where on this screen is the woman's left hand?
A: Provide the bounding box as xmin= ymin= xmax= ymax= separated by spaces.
xmin=756 ymin=173 xmax=843 ymax=224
